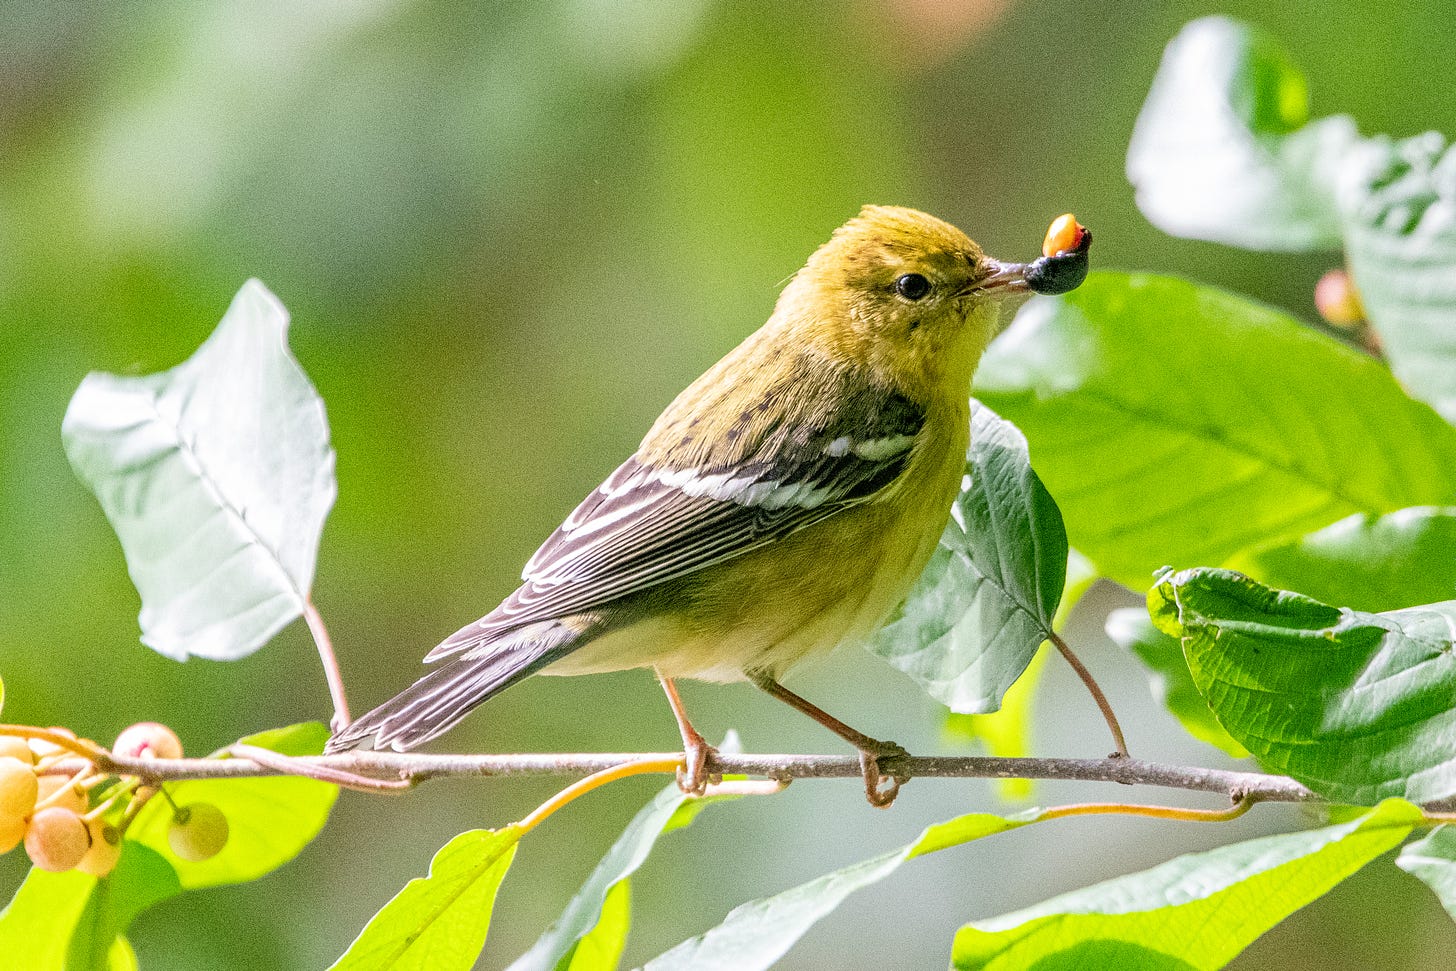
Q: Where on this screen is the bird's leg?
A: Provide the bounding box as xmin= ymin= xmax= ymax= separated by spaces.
xmin=750 ymin=674 xmax=908 ymax=809
xmin=657 ymin=672 xmax=716 ymax=797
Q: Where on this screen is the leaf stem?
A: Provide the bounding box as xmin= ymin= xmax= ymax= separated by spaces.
xmin=515 ymin=758 xmax=682 ymax=835
xmin=303 ymin=598 xmax=351 ymax=734
xmin=1049 ymin=631 xmax=1129 ymax=757
xmin=1035 ymin=795 xmax=1252 ymax=825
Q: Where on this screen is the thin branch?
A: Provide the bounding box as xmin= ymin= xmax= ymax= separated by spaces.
xmin=1050 ymin=631 xmax=1129 ymax=758
xmin=303 ymin=599 xmax=351 ymax=734
xmin=91 ymin=748 xmax=1320 ymax=806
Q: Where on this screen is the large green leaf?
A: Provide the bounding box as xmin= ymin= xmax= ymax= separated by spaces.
xmin=1104 ymin=607 xmax=1246 ymax=759
xmin=66 ymin=843 xmax=183 ymax=971
xmin=976 ymin=272 xmax=1456 ymax=588
xmin=62 ymin=279 xmax=336 ymax=661
xmin=128 ymin=722 xmax=338 ymax=887
xmin=1234 ymin=507 xmax=1456 ymax=612
xmin=0 ymin=868 xmax=96 ymax=971
xmin=640 ymin=812 xmax=1028 ymax=970
xmin=1153 ymin=568 xmax=1456 ymax=804
xmin=871 ymin=402 xmax=1068 ymax=713
xmin=508 ymin=783 xmax=739 ymax=971
xmin=329 ymin=827 xmax=521 ymax=971
xmin=1126 ymin=16 xmax=1356 ymax=251
xmin=1340 ymin=131 xmax=1456 ymax=424
xmin=951 ymin=799 xmax=1420 ymax=969
xmin=1396 ymin=825 xmax=1456 ymax=921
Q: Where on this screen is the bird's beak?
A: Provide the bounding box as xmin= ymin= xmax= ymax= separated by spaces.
xmin=969 ymin=228 xmax=1093 ymax=299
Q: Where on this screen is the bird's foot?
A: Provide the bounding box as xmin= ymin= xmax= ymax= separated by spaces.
xmin=858 ymin=739 xmax=910 ymax=809
xmin=676 ymin=729 xmax=718 ymax=798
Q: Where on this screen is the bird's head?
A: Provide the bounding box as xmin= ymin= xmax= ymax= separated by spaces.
xmin=779 ymin=205 xmax=1089 ymax=400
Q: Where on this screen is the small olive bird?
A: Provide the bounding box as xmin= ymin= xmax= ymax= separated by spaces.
xmin=328 ymin=206 xmax=1090 ymax=806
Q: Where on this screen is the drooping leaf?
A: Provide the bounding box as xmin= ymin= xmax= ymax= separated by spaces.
xmin=951 ymin=799 xmax=1420 ymax=969
xmin=128 ymin=722 xmax=338 ymax=888
xmin=62 ymin=279 xmax=337 ymax=661
xmin=66 ymin=843 xmax=183 ymax=971
xmin=0 ymin=868 xmax=96 ymax=971
xmin=508 ymin=783 xmax=740 ymax=971
xmin=944 ymin=549 xmax=1098 ymax=800
xmin=1126 ymin=16 xmax=1357 ymax=251
xmin=977 ymin=273 xmax=1456 ymax=588
xmin=1233 ymin=506 xmax=1456 ymax=612
xmin=563 ymin=881 xmax=631 ymax=971
xmin=1153 ymin=568 xmax=1456 ymax=804
xmin=641 ymin=812 xmax=1029 ymax=971
xmin=1104 ymin=607 xmax=1247 ymax=758
xmin=1396 ymin=825 xmax=1456 ymax=921
xmin=871 ymin=402 xmax=1068 ymax=713
xmin=1340 ymin=131 xmax=1456 ymax=424
xmin=329 ymin=827 xmax=521 ymax=971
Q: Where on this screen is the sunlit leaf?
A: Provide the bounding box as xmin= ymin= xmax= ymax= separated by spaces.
xmin=128 ymin=722 xmax=338 ymax=888
xmin=952 ymin=800 xmax=1419 ymax=969
xmin=1340 ymin=131 xmax=1456 ymax=424
xmin=872 ymin=402 xmax=1068 ymax=713
xmin=1153 ymin=568 xmax=1456 ymax=804
xmin=1127 ymin=16 xmax=1356 ymax=251
xmin=977 ymin=273 xmax=1456 ymax=588
xmin=329 ymin=827 xmax=521 ymax=971
xmin=0 ymin=868 xmax=96 ymax=971
xmin=1234 ymin=506 xmax=1456 ymax=612
xmin=1104 ymin=607 xmax=1247 ymax=758
xmin=562 ymin=881 xmax=630 ymax=971
xmin=641 ymin=812 xmax=1028 ymax=970
xmin=508 ymin=783 xmax=739 ymax=971
xmin=62 ymin=279 xmax=336 ymax=661
xmin=1396 ymin=825 xmax=1456 ymax=921
xmin=66 ymin=843 xmax=183 ymax=971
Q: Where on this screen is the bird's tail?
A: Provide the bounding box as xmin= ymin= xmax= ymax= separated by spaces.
xmin=325 ymin=620 xmax=581 ymax=754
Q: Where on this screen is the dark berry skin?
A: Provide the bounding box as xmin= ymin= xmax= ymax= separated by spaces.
xmin=1026 ymin=227 xmax=1092 ymax=295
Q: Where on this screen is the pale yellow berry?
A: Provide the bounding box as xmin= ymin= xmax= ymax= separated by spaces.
xmin=0 ymin=813 xmax=25 ymax=854
xmin=76 ymin=819 xmax=123 ymax=877
xmin=112 ymin=722 xmax=183 ymax=761
xmin=25 ymin=807 xmax=91 ymax=872
xmin=0 ymin=736 xmax=34 ymax=765
xmin=167 ymin=802 xmax=229 ymax=862
xmin=1315 ymin=269 xmax=1364 ymax=329
xmin=36 ymin=774 xmax=88 ymax=815
xmin=0 ymin=757 xmax=38 ymax=819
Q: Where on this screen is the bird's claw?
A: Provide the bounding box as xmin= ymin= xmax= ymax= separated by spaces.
xmin=859 ymin=740 xmax=910 ymax=809
xmin=675 ymin=732 xmax=718 ymax=797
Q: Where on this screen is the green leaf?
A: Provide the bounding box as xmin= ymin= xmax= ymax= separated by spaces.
xmin=0 ymin=868 xmax=97 ymax=971
xmin=952 ymin=799 xmax=1420 ymax=969
xmin=1396 ymin=825 xmax=1456 ymax=921
xmin=1340 ymin=131 xmax=1456 ymax=424
xmin=61 ymin=279 xmax=336 ymax=661
xmin=641 ymin=812 xmax=1028 ymax=970
xmin=329 ymin=827 xmax=522 ymax=971
xmin=871 ymin=402 xmax=1068 ymax=713
xmin=66 ymin=843 xmax=183 ymax=971
xmin=1127 ymin=16 xmax=1357 ymax=251
xmin=977 ymin=272 xmax=1456 ymax=588
xmin=562 ymin=881 xmax=630 ymax=971
xmin=128 ymin=722 xmax=338 ymax=888
xmin=508 ymin=783 xmax=739 ymax=971
xmin=1154 ymin=568 xmax=1456 ymax=804
xmin=1104 ymin=607 xmax=1247 ymax=759
xmin=944 ymin=549 xmax=1098 ymax=800
xmin=1233 ymin=507 xmax=1456 ymax=612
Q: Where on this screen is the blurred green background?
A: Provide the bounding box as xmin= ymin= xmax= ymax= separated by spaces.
xmin=4 ymin=1 xmax=1455 ymax=968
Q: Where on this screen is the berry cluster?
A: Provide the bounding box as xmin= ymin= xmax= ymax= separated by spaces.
xmin=0 ymin=722 xmax=229 ymax=876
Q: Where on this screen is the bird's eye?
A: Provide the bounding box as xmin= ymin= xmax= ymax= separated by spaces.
xmin=894 ymin=273 xmax=932 ymax=301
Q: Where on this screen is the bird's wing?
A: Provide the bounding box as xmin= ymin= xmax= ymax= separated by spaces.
xmin=424 ymin=388 xmax=927 ymax=661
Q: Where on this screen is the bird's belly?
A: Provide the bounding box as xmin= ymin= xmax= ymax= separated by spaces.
xmin=543 ymin=458 xmax=959 ymax=683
